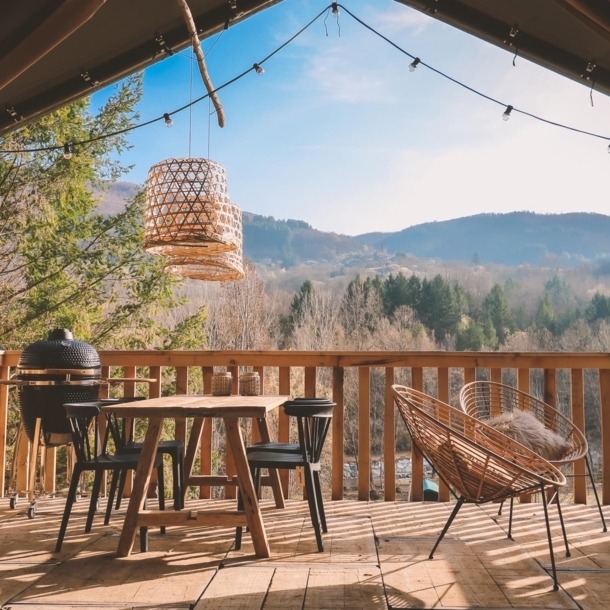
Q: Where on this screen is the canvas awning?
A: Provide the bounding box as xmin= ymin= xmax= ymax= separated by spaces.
xmin=395 ymin=0 xmax=610 ymax=96
xmin=0 ymin=0 xmax=279 ymax=137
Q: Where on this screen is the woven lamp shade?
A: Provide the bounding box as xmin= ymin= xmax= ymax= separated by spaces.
xmin=144 ymin=158 xmax=241 ymax=255
xmin=164 ymin=245 xmax=245 ymax=281
xmin=164 ymin=200 xmax=244 ymax=281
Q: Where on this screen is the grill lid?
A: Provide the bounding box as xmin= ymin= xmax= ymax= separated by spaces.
xmin=18 ymin=328 xmax=101 ymax=371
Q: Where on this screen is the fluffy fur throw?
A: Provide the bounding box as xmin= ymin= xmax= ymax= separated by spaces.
xmin=485 ymin=410 xmax=571 ymax=461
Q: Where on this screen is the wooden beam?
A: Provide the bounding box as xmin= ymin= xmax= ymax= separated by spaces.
xmin=600 ymin=369 xmax=610 ymax=505
xmin=0 ymin=0 xmax=106 ymax=92
xmin=0 ymin=366 xmax=9 ymax=497
xmin=437 ymin=367 xmax=450 ymax=502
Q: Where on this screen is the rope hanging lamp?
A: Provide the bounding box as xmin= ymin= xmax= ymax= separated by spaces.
xmin=143 ymin=157 xmax=242 ymax=256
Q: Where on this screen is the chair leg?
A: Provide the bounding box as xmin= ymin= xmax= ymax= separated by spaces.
xmin=507 ymin=497 xmax=514 ymax=540
xmin=55 ymin=468 xmax=81 ymax=553
xmin=157 ymin=464 xmax=166 ymax=535
xmin=105 ymin=470 xmax=120 ymax=525
xmin=586 ymin=454 xmax=607 ymax=533
xmin=540 ymin=483 xmax=559 ymax=591
xmin=85 ymin=471 xmax=103 ymax=533
xmin=498 ymin=500 xmax=504 ymax=516
xmin=304 ymin=464 xmax=324 ymax=552
xmin=313 ymin=470 xmax=327 ymax=533
xmin=178 ymin=450 xmax=185 ymax=510
xmin=235 ymin=487 xmax=245 ymax=550
xmin=429 ymin=496 xmax=465 ymax=560
xmin=116 ymin=469 xmax=128 ymax=510
xmin=140 ymin=498 xmax=149 ymax=552
xmin=171 ymin=452 xmax=181 ymax=510
xmin=555 ymin=491 xmax=570 ymax=557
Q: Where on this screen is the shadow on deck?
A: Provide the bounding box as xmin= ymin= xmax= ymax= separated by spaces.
xmin=0 ymin=496 xmax=608 ymax=609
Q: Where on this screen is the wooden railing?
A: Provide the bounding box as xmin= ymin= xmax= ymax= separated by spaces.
xmin=1 ymin=350 xmax=609 ymax=505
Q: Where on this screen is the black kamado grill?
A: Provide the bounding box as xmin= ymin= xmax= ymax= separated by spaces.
xmin=16 ymin=329 xmax=101 ymax=446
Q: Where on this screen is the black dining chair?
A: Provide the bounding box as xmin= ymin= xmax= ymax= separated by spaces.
xmin=236 ymin=399 xmax=335 ymax=552
xmin=101 ymin=398 xmax=185 ymax=511
xmin=55 ymin=403 xmax=166 ymax=553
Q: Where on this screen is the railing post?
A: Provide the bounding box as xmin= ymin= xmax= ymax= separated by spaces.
xmin=410 ymin=367 xmax=424 ymax=502
xmin=175 ymin=366 xmax=188 ymax=446
xmin=437 ymin=367 xmax=450 ymax=502
xmin=518 ymin=368 xmax=532 ymax=503
xmin=225 ymin=365 xmax=238 ymax=499
xmin=200 ymin=366 xmax=213 ymax=499
xmin=278 ymin=366 xmax=291 ymax=497
xmin=599 ymin=369 xmax=610 ymax=505
xmin=571 ymin=369 xmax=586 ymax=504
xmin=358 ymin=367 xmax=370 ymax=501
xmin=544 ymin=368 xmax=557 ymax=503
xmin=332 ymin=366 xmax=344 ymax=501
xmin=251 ymin=366 xmax=264 ymax=444
xmin=304 ymin=367 xmax=316 ymax=397
xmin=464 ymin=367 xmax=475 ymax=386
xmin=384 ymin=367 xmax=395 ymax=502
xmin=0 ymin=365 xmax=9 ymax=497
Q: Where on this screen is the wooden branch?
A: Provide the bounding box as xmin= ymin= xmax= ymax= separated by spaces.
xmin=173 ymin=0 xmax=226 ymax=128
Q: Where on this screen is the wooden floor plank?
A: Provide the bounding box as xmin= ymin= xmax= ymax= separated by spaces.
xmin=193 ymin=566 xmax=275 ymax=609
xmin=1 ymin=498 xmax=609 ymax=610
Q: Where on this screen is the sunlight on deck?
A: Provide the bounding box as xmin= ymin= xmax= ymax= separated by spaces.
xmin=0 ymin=497 xmax=608 ymax=609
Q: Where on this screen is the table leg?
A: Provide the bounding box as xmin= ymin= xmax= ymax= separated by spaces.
xmin=28 ymin=419 xmax=41 ymax=505
xmin=184 ymin=417 xmax=204 ymax=484
xmin=225 ymin=417 xmax=270 ymax=558
xmin=116 ymin=416 xmax=163 ymax=557
xmin=255 ymin=418 xmax=286 ymax=509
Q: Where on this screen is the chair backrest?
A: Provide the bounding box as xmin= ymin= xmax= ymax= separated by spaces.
xmin=63 ymin=403 xmax=103 ymax=463
xmin=391 ymin=385 xmax=565 ymax=503
xmin=459 ymin=381 xmax=587 ymax=464
xmin=283 ymin=401 xmax=335 ymax=463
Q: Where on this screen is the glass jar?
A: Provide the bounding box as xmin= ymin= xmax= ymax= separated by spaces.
xmin=239 ymin=371 xmax=260 ymax=396
xmin=211 ymin=372 xmax=232 ymax=396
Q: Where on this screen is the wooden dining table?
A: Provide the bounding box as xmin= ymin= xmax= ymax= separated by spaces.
xmin=101 ymin=394 xmax=290 ymax=558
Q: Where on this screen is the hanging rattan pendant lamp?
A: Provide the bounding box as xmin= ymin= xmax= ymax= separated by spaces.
xmin=143 ymin=157 xmax=242 ymax=256
xmin=163 ymin=199 xmax=245 ymax=281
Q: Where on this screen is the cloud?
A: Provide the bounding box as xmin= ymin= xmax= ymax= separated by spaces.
xmin=369 ymin=4 xmax=433 ymax=36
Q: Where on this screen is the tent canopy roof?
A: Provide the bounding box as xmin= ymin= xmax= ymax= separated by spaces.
xmin=0 ymin=0 xmax=278 ymax=137
xmin=395 ymin=0 xmax=610 ymax=95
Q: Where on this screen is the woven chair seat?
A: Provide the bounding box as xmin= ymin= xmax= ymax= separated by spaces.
xmin=459 ymin=381 xmax=587 ymax=466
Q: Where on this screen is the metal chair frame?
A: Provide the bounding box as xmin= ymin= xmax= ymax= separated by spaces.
xmin=460 ymin=381 xmax=607 ymax=547
xmin=392 ymin=385 xmax=566 ymax=591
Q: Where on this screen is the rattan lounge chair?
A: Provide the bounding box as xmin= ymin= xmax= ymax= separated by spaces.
xmin=392 ymin=385 xmax=566 ymax=590
xmin=460 ymin=381 xmax=607 ymax=548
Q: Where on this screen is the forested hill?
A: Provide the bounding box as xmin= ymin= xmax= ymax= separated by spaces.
xmin=97 ymin=183 xmax=610 ymax=267
xmin=356 ymin=212 xmax=610 ymax=266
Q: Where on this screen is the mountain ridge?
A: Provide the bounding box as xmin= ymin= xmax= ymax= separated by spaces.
xmin=95 ymin=182 xmax=610 ymax=267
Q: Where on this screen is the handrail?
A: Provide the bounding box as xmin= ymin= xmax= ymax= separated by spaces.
xmin=1 ymin=349 xmax=609 ymax=508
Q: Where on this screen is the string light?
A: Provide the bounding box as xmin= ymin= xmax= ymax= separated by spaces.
xmin=608 ymin=143 xmax=610 ymax=154
xmin=2 ymin=4 xmax=610 ymax=156
xmin=63 ymin=143 xmax=72 ymax=159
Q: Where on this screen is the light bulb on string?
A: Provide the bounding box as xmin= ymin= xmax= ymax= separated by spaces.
xmin=409 ymin=57 xmax=420 ymax=72
xmin=253 ymin=63 xmax=264 ymax=75
xmin=163 ymin=113 xmax=173 ymax=127
xmin=502 ymin=105 xmax=513 ymax=121
xmin=331 ymin=2 xmax=339 ymax=18
xmin=607 ymin=143 xmax=610 ymax=154
xmin=63 ymin=143 xmax=72 ymax=160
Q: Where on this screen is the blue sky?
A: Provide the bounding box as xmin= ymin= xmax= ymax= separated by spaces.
xmin=92 ymin=0 xmax=610 ymax=236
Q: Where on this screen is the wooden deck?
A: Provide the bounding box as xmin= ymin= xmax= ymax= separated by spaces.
xmin=1 ymin=496 xmax=609 ymax=609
